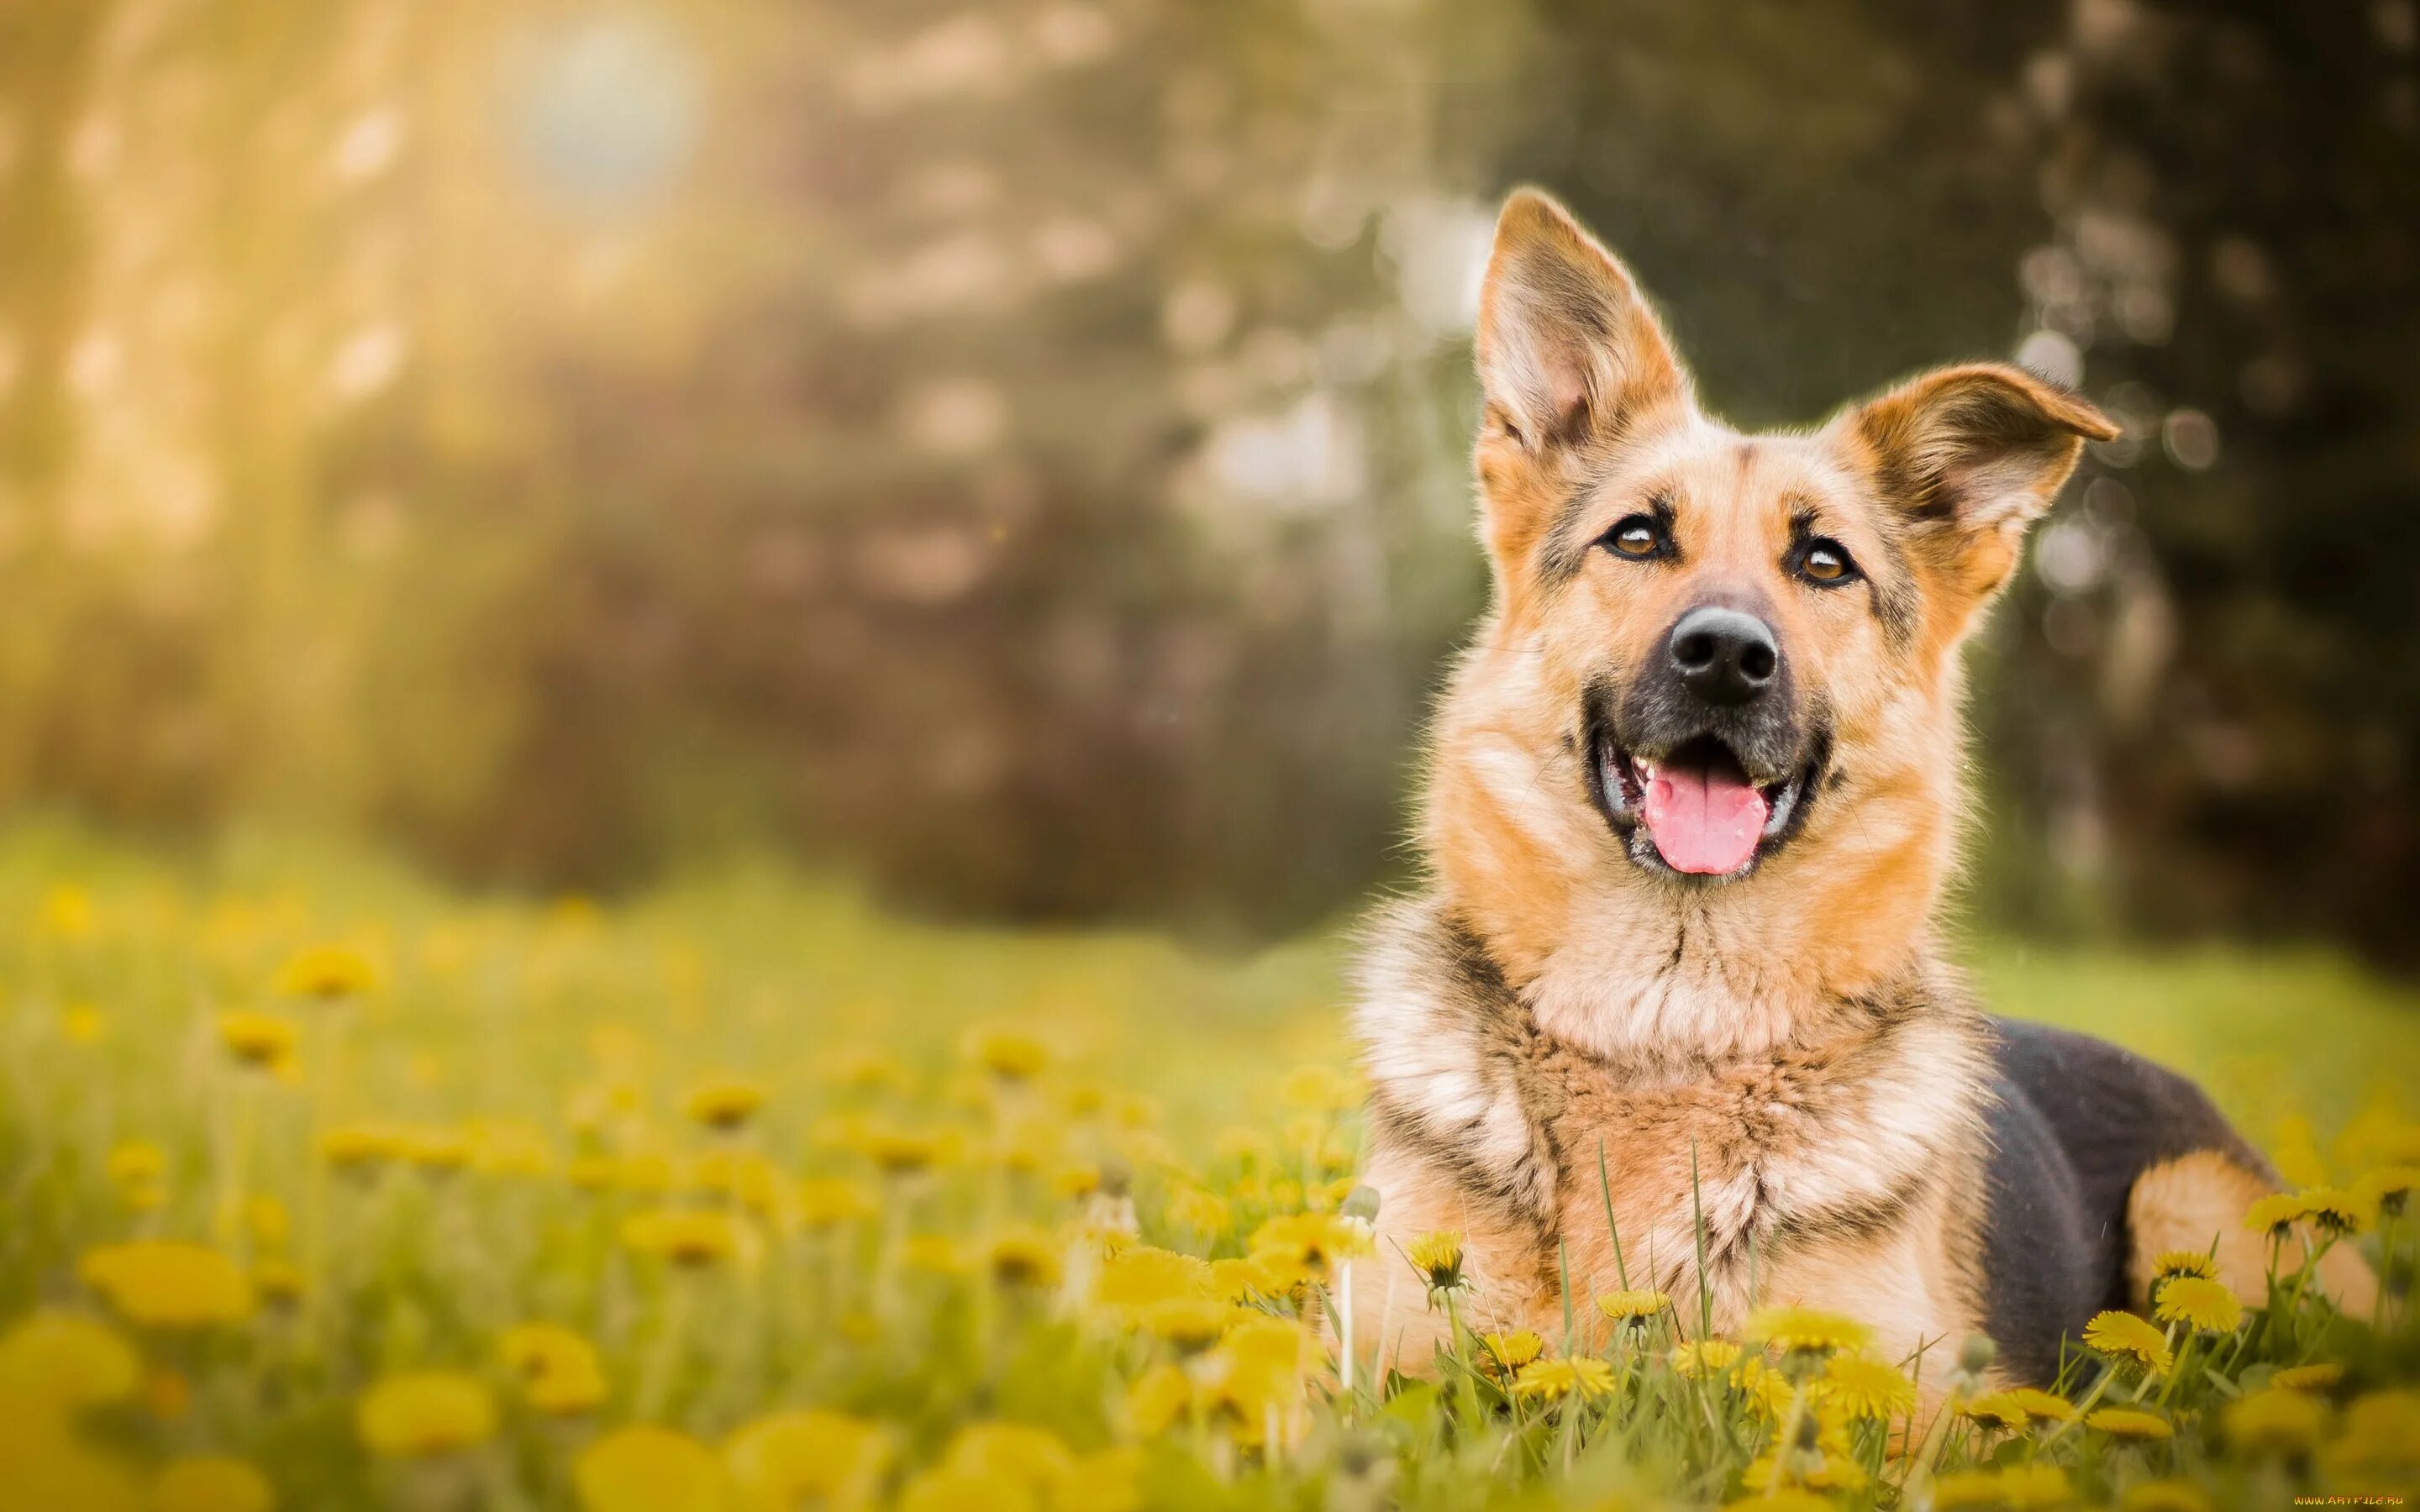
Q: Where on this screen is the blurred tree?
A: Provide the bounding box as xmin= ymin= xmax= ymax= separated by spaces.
xmin=0 ymin=0 xmax=2413 ymax=963
xmin=1976 ymin=0 xmax=2420 ymax=962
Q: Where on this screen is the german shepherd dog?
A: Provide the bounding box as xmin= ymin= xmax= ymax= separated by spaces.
xmin=1352 ymin=190 xmax=2374 ymax=1394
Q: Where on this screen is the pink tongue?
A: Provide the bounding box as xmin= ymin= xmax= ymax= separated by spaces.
xmin=1642 ymin=765 xmax=1770 ymax=874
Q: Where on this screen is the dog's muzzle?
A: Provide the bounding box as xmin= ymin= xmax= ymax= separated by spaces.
xmin=1584 ymin=602 xmax=1828 ymax=880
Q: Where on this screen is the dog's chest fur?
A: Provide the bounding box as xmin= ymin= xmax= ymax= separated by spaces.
xmin=1355 ymin=896 xmax=1991 ymax=1328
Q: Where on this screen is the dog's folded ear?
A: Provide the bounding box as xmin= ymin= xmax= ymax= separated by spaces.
xmin=1474 ymin=190 xmax=1689 ymax=569
xmin=1848 ymin=363 xmax=2118 ymax=533
xmin=1844 ymin=363 xmax=2119 ymax=625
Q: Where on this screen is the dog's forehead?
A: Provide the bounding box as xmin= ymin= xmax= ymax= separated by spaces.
xmin=1598 ymin=420 xmax=1863 ymax=520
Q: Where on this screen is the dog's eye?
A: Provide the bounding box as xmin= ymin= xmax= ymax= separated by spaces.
xmin=1604 ymin=515 xmax=1663 ymax=559
xmin=1798 ymin=538 xmax=1859 ymax=585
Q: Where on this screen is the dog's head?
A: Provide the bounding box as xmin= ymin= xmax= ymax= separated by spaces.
xmin=1428 ymin=192 xmax=2112 ymax=978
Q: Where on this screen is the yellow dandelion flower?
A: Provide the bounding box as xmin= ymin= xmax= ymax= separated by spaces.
xmin=0 ymin=1310 xmax=139 ymax=1407
xmin=2150 ymin=1250 xmax=2219 ymax=1284
xmin=1741 ymin=1452 xmax=1866 ymax=1495
xmin=2270 ymin=1362 xmax=2343 ymax=1392
xmin=902 ymin=1235 xmax=970 ymax=1277
xmin=500 ymin=1322 xmax=608 ymax=1414
xmin=2081 ymin=1310 xmax=2171 ymax=1377
xmin=1595 ymin=1288 xmax=1672 ymax=1326
xmin=1817 ymin=1356 xmax=1915 ymax=1422
xmin=614 ymin=1153 xmax=677 ymax=1195
xmin=1735 ymin=1356 xmax=1799 ymax=1419
xmin=1960 ymin=1391 xmax=2033 ymax=1432
xmin=2087 ymin=1406 xmax=2174 ymax=1440
xmin=621 ymin=1208 xmax=752 ymax=1268
xmin=2152 ymin=1275 xmax=2243 ymax=1334
xmin=38 ymin=885 xmax=97 ymax=938
xmin=2222 ymin=1387 xmax=2329 ymax=1456
xmin=401 ymin=1126 xmax=474 ymax=1174
xmin=861 ymin=1126 xmax=952 ymax=1179
xmin=939 ymin=1420 xmax=1077 ymax=1492
xmin=1057 ymin=1077 xmax=1109 ymax=1120
xmin=965 ymin=1026 xmax=1052 ymax=1082
xmin=1206 ymin=1253 xmax=1287 ymax=1304
xmin=894 ymin=1466 xmax=1023 ymax=1512
xmin=2298 ymin=1185 xmax=2375 ymax=1236
xmin=2244 ymin=1192 xmax=2307 ymax=1238
xmin=242 ymin=1196 xmax=289 ymax=1251
xmin=252 ymin=1259 xmax=304 ymax=1308
xmin=1511 ymin=1356 xmax=1616 ymax=1401
xmin=215 ymin=1011 xmax=297 ymax=1069
xmin=355 ymin=1372 xmax=498 ymax=1457
xmin=106 ymin=1141 xmax=165 ymax=1189
xmin=145 ymin=1364 xmax=192 ymax=1421
xmin=681 ymin=1079 xmax=766 ymax=1133
xmin=794 ymin=1177 xmax=876 ymax=1228
xmin=1164 ymin=1185 xmax=1231 ymax=1236
xmin=1048 ymin=1162 xmax=1102 ymax=1201
xmin=1277 ymin=1064 xmax=1359 ymax=1112
xmin=1670 ymin=1339 xmax=1742 ymax=1378
xmin=1059 ymin=1444 xmax=1144 ymax=1512
xmin=2326 ymin=1389 xmax=2420 ymax=1473
xmin=1205 ymin=1319 xmax=1310 ymax=1436
xmin=1137 ymin=1297 xmax=1233 ymax=1353
xmin=79 ymin=1242 xmax=254 ymax=1329
xmin=1739 ymin=1404 xmax=1866 ymax=1493
xmin=0 ymin=1412 xmax=137 ymax=1509
xmin=2121 ymin=1481 xmax=2213 ymax=1512
xmin=1248 ymin=1211 xmax=1372 ymax=1281
xmin=1406 ymin=1232 xmax=1465 ymax=1296
xmin=1123 ymin=1362 xmax=1195 ymax=1436
xmin=822 ymin=1047 xmax=908 ymax=1094
xmin=319 ymin=1123 xmax=402 ymax=1173
xmin=1744 ymin=1305 xmax=1871 ymax=1356
xmin=723 ymin=1409 xmax=890 ymax=1512
xmin=1213 ymin=1126 xmax=1274 ymax=1164
xmin=1092 ymin=1246 xmax=1213 ymax=1313
xmin=1931 ymin=1463 xmax=2072 ymax=1509
xmin=1722 ymin=1493 xmax=1835 ymax=1512
xmin=152 ymin=1456 xmax=274 ymax=1512
xmin=987 ymin=1227 xmax=1062 ymax=1289
xmin=575 ymin=1425 xmax=732 ymax=1512
xmin=1475 ymin=1330 xmax=1545 ymax=1379
xmin=2003 ymin=1386 xmax=2077 ymax=1422
xmin=1279 ymin=1114 xmax=1326 ymax=1152
xmin=2356 ymin=1164 xmax=2419 ymax=1217
xmin=273 ymin=944 xmax=380 ymax=1000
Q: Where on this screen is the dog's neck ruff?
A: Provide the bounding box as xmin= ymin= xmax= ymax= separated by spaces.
xmin=1353 ymin=893 xmax=1991 ymax=1291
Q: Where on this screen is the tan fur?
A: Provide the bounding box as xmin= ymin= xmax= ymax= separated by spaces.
xmin=2127 ymin=1152 xmax=2380 ymax=1315
xmin=1350 ymin=189 xmax=2220 ymax=1401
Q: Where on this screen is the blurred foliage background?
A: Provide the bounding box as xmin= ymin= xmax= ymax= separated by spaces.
xmin=0 ymin=0 xmax=2414 ymax=959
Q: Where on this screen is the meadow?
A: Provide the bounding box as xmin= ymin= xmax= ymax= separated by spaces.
xmin=2 ymin=821 xmax=2416 ymax=1511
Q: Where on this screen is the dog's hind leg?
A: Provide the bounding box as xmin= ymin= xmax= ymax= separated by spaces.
xmin=2126 ymin=1150 xmax=2377 ymax=1315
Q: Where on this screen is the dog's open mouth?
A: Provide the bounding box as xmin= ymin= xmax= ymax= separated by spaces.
xmin=1591 ymin=732 xmax=1811 ymax=878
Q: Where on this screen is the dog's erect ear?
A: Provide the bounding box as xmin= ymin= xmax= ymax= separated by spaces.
xmin=1474 ymin=189 xmax=1688 ymax=569
xmin=1845 ymin=362 xmax=2118 ymax=630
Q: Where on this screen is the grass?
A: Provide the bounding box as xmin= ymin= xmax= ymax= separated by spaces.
xmin=1 ymin=821 xmax=2415 ymax=1509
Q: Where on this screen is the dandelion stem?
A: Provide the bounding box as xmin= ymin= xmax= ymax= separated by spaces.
xmin=1688 ymin=1142 xmax=1712 ymax=1342
xmin=2038 ymin=1363 xmax=2119 ymax=1448
xmin=1339 ymin=1258 xmax=1356 ymax=1401
xmin=1596 ymin=1139 xmax=1628 ymax=1290
xmin=636 ymin=1275 xmax=696 ymax=1421
xmin=1766 ymin=1380 xmax=1807 ymax=1499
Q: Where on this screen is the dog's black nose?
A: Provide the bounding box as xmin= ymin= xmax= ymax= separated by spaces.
xmin=1668 ymin=606 xmax=1779 ymax=706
